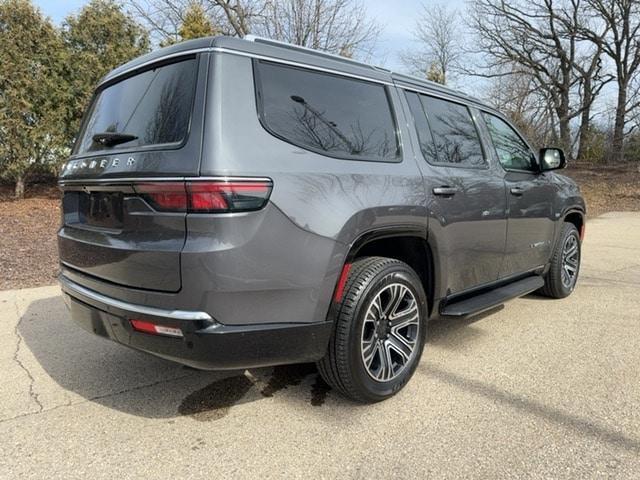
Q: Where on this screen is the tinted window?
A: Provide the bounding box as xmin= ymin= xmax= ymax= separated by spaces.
xmin=405 ymin=91 xmax=438 ymax=164
xmin=76 ymin=57 xmax=198 ymax=154
xmin=255 ymin=61 xmax=400 ymax=162
xmin=483 ymin=113 xmax=537 ymax=171
xmin=420 ymin=96 xmax=486 ymax=167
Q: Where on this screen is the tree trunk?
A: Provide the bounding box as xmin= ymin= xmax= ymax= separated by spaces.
xmin=576 ymin=112 xmax=590 ymax=162
xmin=556 ymin=94 xmax=573 ymax=159
xmin=611 ymin=84 xmax=627 ymax=163
xmin=14 ymin=177 xmax=25 ymax=199
xmin=577 ymin=76 xmax=593 ymax=162
xmin=559 ymin=119 xmax=572 ymax=160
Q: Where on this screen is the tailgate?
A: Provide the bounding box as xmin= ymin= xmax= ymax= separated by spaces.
xmin=58 ymin=183 xmax=185 ymax=292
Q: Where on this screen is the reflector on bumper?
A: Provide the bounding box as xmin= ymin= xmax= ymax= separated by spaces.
xmin=130 ymin=319 xmax=184 ymax=338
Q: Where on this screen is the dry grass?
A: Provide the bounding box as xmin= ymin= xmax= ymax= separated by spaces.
xmin=564 ymin=163 xmax=640 ymax=218
xmin=0 ymin=164 xmax=638 ymax=290
xmin=0 ymin=184 xmax=61 ymax=290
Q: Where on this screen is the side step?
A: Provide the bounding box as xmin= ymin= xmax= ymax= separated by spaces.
xmin=440 ymin=276 xmax=545 ymax=318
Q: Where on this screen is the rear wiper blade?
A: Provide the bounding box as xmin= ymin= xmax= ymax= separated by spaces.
xmin=92 ymin=132 xmax=138 ymax=147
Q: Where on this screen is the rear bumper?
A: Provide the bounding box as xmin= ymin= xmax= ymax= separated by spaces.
xmin=60 ymin=276 xmax=332 ymax=370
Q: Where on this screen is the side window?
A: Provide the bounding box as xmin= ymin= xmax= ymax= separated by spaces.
xmin=482 ymin=113 xmax=537 ymax=172
xmin=404 ymin=91 xmax=438 ymax=164
xmin=420 ymin=96 xmax=486 ymax=167
xmin=254 ymin=60 xmax=400 ymax=162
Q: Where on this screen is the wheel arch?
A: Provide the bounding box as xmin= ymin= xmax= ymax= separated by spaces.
xmin=563 ymin=208 xmax=585 ymax=240
xmin=341 ymin=227 xmax=435 ymax=317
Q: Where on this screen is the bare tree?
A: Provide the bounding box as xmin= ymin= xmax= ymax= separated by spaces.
xmin=402 ymin=3 xmax=463 ymax=85
xmin=486 ymin=68 xmax=558 ymax=148
xmin=553 ymin=1 xmax=612 ymax=161
xmin=214 ymin=0 xmax=257 ymax=36
xmin=468 ymin=0 xmax=591 ymax=156
xmin=626 ymin=78 xmax=640 ymax=136
xmin=578 ymin=0 xmax=640 ymax=162
xmin=128 ymin=0 xmax=201 ymax=44
xmin=127 ymin=0 xmax=261 ymax=44
xmin=573 ymin=47 xmax=610 ymax=161
xmin=128 ymin=0 xmax=379 ymax=58
xmin=255 ymin=0 xmax=379 ymax=57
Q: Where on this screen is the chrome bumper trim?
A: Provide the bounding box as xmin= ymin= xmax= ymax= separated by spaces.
xmin=60 ymin=276 xmax=213 ymax=321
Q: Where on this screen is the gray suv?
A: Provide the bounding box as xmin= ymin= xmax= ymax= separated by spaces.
xmin=58 ymin=36 xmax=586 ymax=402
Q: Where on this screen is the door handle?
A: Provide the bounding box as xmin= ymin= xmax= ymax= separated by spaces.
xmin=510 ymin=186 xmax=525 ymax=196
xmin=433 ymin=186 xmax=457 ymax=196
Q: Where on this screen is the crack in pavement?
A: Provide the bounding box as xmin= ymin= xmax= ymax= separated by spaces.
xmin=0 ymin=371 xmax=199 ymax=425
xmin=11 ymin=296 xmax=44 ymax=414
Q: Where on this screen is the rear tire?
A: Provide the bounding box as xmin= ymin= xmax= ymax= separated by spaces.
xmin=540 ymin=223 xmax=581 ymax=298
xmin=317 ymin=257 xmax=428 ymax=403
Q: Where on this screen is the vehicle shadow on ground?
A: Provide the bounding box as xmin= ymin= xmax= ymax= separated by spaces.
xmin=19 ymin=294 xmax=587 ymax=425
xmin=419 ymin=364 xmax=640 ymax=454
xmin=427 ymin=306 xmax=504 ymax=347
xmin=18 ymin=295 xmax=345 ymax=421
xmin=427 ymin=291 xmax=558 ymax=348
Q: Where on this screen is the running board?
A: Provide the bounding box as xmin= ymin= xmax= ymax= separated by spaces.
xmin=440 ymin=276 xmax=545 ymax=318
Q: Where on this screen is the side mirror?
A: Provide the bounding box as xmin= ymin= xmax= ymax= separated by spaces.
xmin=539 ymin=148 xmax=566 ymax=171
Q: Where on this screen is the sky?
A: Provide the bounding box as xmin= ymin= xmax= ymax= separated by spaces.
xmin=34 ymin=0 xmax=467 ymax=72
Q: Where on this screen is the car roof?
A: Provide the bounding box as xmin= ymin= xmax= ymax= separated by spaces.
xmin=99 ymin=35 xmax=493 ymax=111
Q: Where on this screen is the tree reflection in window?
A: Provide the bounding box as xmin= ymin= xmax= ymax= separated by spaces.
xmin=404 ymin=91 xmax=486 ymax=167
xmin=77 ymin=58 xmax=197 ymax=153
xmin=482 ymin=113 xmax=537 ymax=171
xmin=257 ymin=61 xmax=399 ymax=162
xmin=420 ymin=96 xmax=486 ymax=167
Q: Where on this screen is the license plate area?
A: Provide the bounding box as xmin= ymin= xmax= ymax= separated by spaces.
xmin=63 ymin=187 xmax=128 ymax=230
xmin=84 ymin=191 xmax=123 ymax=228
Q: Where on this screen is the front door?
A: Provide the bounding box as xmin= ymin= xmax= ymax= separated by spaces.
xmin=481 ymin=112 xmax=556 ymax=277
xmin=503 ymin=171 xmax=556 ymax=275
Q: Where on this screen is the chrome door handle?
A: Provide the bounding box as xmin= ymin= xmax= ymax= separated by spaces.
xmin=510 ymin=187 xmax=525 ymax=196
xmin=433 ymin=187 xmax=457 ymax=196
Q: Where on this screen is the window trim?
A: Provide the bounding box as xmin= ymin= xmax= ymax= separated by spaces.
xmin=252 ymin=59 xmax=403 ymax=164
xmin=403 ymin=88 xmax=490 ymax=170
xmin=480 ymin=109 xmax=540 ymax=174
xmin=71 ymin=54 xmax=202 ymax=158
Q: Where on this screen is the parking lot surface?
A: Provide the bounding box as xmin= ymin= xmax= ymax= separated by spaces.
xmin=1 ymin=212 xmax=639 ymax=479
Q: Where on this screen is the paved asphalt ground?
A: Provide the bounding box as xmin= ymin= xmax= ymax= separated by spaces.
xmin=1 ymin=212 xmax=639 ymax=479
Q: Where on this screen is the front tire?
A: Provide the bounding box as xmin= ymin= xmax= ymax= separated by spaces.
xmin=540 ymin=223 xmax=581 ymax=298
xmin=317 ymin=257 xmax=428 ymax=403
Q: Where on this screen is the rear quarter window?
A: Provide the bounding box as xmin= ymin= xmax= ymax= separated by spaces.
xmin=254 ymin=60 xmax=400 ymax=162
xmin=75 ymin=57 xmax=198 ymax=154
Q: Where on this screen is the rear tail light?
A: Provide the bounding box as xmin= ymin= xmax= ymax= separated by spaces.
xmin=135 ymin=182 xmax=188 ymax=211
xmin=134 ymin=179 xmax=272 ymax=213
xmin=187 ymin=181 xmax=272 ymax=212
xmin=130 ymin=319 xmax=184 ymax=337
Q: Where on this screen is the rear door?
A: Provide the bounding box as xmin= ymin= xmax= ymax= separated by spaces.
xmin=480 ymin=112 xmax=556 ymax=277
xmin=58 ymin=54 xmax=208 ymax=292
xmin=404 ymin=91 xmax=507 ymax=295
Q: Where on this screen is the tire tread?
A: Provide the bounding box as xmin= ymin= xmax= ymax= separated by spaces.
xmin=317 ymin=256 xmax=422 ymax=402
xmin=540 ymin=223 xmax=580 ymax=299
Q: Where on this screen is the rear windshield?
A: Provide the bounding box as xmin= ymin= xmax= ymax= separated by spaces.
xmin=75 ymin=57 xmax=198 ymax=154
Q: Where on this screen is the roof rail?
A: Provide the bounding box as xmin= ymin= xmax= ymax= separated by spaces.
xmin=244 ymin=35 xmax=391 ymax=74
xmin=242 ymin=36 xmax=486 ymax=108
xmin=392 ymin=72 xmax=483 ymax=105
